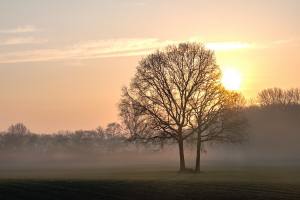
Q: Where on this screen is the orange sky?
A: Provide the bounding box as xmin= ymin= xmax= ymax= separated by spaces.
xmin=0 ymin=0 xmax=299 ymax=133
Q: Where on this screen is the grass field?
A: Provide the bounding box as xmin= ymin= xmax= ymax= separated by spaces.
xmin=0 ymin=166 xmax=300 ymax=200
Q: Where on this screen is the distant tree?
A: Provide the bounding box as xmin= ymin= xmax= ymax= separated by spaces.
xmin=96 ymin=126 xmax=105 ymax=139
xmin=121 ymin=42 xmax=238 ymax=172
xmin=1 ymin=123 xmax=31 ymax=151
xmin=7 ymin=123 xmax=30 ymax=135
xmin=258 ymin=88 xmax=300 ymax=107
xmin=105 ymin=122 xmax=123 ymax=138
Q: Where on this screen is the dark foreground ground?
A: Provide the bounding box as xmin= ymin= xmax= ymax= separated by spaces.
xmin=1 ymin=166 xmax=300 ymax=200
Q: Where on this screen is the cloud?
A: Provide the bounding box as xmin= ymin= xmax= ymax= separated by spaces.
xmin=269 ymin=38 xmax=300 ymax=48
xmin=245 ymin=38 xmax=300 ymax=49
xmin=0 ymin=38 xmax=174 ymax=64
xmin=205 ymin=42 xmax=253 ymax=51
xmin=1 ymin=36 xmax=295 ymax=64
xmin=0 ymin=25 xmax=39 ymax=34
xmin=187 ymin=37 xmax=253 ymax=51
xmin=0 ymin=37 xmax=47 ymax=46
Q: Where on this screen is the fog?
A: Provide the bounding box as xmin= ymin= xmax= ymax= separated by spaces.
xmin=0 ymin=105 xmax=300 ymax=179
xmin=205 ymin=105 xmax=300 ymax=166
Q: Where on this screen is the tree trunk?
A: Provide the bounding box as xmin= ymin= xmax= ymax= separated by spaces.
xmin=178 ymin=138 xmax=186 ymax=172
xmin=195 ymin=131 xmax=201 ymax=173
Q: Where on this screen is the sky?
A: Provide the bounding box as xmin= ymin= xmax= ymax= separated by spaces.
xmin=0 ymin=0 xmax=299 ymax=133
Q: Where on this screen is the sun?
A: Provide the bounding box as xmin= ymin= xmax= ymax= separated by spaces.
xmin=221 ymin=68 xmax=241 ymax=91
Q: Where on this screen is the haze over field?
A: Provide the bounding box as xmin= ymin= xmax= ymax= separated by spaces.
xmin=0 ymin=0 xmax=300 ymax=133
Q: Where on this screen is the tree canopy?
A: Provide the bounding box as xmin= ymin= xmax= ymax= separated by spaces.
xmin=120 ymin=42 xmax=247 ymax=172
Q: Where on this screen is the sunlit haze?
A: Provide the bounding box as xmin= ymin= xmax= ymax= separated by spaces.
xmin=0 ymin=0 xmax=299 ymax=133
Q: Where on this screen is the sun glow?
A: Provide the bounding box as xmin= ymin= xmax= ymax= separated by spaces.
xmin=221 ymin=68 xmax=242 ymax=91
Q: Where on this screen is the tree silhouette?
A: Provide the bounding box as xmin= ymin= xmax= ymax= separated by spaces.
xmin=258 ymin=88 xmax=300 ymax=107
xmin=121 ymin=42 xmax=246 ymax=171
xmin=7 ymin=123 xmax=29 ymax=135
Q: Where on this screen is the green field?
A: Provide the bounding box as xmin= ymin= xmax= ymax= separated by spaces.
xmin=1 ymin=166 xmax=300 ymax=200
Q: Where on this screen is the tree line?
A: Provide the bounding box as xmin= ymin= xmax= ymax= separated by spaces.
xmin=0 ymin=123 xmax=128 ymax=154
xmin=0 ymin=86 xmax=299 ymax=168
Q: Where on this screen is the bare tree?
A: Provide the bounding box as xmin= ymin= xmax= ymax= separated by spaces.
xmin=258 ymin=88 xmax=300 ymax=107
xmin=7 ymin=123 xmax=30 ymax=135
xmin=190 ymin=90 xmax=247 ymax=172
xmin=105 ymin=123 xmax=123 ymax=138
xmin=96 ymin=126 xmax=105 ymax=139
xmin=121 ymin=42 xmax=228 ymax=171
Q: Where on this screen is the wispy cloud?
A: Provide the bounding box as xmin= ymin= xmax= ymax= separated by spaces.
xmin=0 ymin=25 xmax=39 ymax=34
xmin=0 ymin=36 xmax=296 ymax=64
xmin=188 ymin=36 xmax=253 ymax=51
xmin=205 ymin=42 xmax=253 ymax=51
xmin=0 ymin=37 xmax=47 ymax=46
xmin=0 ymin=38 xmax=172 ymax=64
xmin=267 ymin=38 xmax=299 ymax=47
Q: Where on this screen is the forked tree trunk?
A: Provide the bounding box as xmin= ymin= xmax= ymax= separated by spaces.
xmin=178 ymin=138 xmax=186 ymax=172
xmin=195 ymin=131 xmax=202 ymax=173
